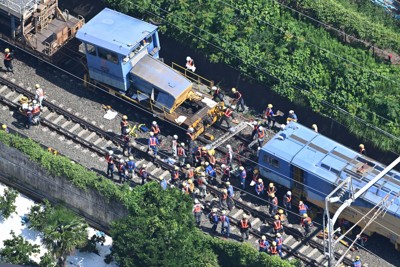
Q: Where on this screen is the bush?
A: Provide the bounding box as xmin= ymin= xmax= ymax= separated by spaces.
xmin=0 ymin=188 xmax=18 ymax=219
xmin=0 ymin=230 xmax=40 ymax=265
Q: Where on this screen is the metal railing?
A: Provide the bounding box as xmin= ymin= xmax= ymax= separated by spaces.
xmin=172 ymin=62 xmax=213 ymax=88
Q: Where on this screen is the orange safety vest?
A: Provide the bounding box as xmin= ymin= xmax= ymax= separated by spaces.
xmin=121 ymin=120 xmax=128 ymax=127
xmin=259 ymin=240 xmax=267 ymax=248
xmin=284 ymin=195 xmax=291 ymax=203
xmin=187 ymin=169 xmax=194 ymax=178
xmin=303 ymin=217 xmax=311 ymax=226
xmin=265 ymin=108 xmax=273 ymax=117
xmin=279 ymin=214 xmax=286 ymax=222
xmin=272 ymin=197 xmax=278 ymax=206
xmin=118 ymin=164 xmax=125 ymax=171
xmin=105 ymin=155 xmax=113 ymax=164
xmin=234 ymin=91 xmax=242 ymax=100
xmin=224 ymin=109 xmax=233 ymax=118
xmin=149 ymin=137 xmax=157 ymax=146
xmin=273 ymin=220 xmax=281 ymax=230
xmin=32 ymin=106 xmax=40 ymax=114
xmin=173 ymin=171 xmax=179 ymax=179
xmin=208 ymin=155 xmax=216 ymax=165
xmin=241 ymin=219 xmax=249 ymax=229
xmin=222 ymin=193 xmax=227 ymax=200
xmin=152 ymin=125 xmax=160 ymax=134
xmin=258 ymin=129 xmax=265 ymax=138
xmin=299 ymin=203 xmax=306 ymax=212
xmin=139 ymin=168 xmax=146 ymax=176
xmin=198 ymin=177 xmax=204 ymax=186
xmin=4 ymin=53 xmax=12 ymax=61
xmin=268 ymin=186 xmax=276 ymax=195
xmin=223 ymin=167 xmax=230 ymax=175
xmin=270 ymin=246 xmax=277 ymax=254
xmin=194 ymin=204 xmax=202 ymax=212
xmin=277 ymin=237 xmax=283 ymax=246
xmin=178 ymin=147 xmax=185 ymax=156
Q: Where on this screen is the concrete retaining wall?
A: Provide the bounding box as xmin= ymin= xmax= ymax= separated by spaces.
xmin=0 ymin=142 xmax=128 ymax=231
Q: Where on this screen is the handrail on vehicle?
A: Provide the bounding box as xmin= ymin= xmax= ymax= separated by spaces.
xmin=172 ymin=62 xmax=213 ymax=88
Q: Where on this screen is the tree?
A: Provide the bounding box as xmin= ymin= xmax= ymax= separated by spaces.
xmin=111 ymin=182 xmax=218 ymax=267
xmin=39 ymin=252 xmax=57 ymax=267
xmin=0 ymin=230 xmax=40 ymax=265
xmin=0 ymin=188 xmax=18 ymax=219
xmin=41 ymin=207 xmax=88 ymax=267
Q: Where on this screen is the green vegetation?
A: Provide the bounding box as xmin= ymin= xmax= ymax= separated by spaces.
xmin=293 ymin=0 xmax=400 ymax=51
xmin=105 ymin=0 xmax=400 ymax=152
xmin=0 ymin=188 xmax=18 ymax=219
xmin=28 ymin=201 xmax=88 ymax=267
xmin=0 ymin=131 xmax=295 ymax=266
xmin=0 ymin=230 xmax=40 ymax=265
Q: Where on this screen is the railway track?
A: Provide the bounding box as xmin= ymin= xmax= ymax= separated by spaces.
xmin=0 ymin=74 xmax=362 ymax=266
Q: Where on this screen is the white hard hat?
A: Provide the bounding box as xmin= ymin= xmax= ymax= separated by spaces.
xmin=120 ymin=159 xmax=124 ymax=163
xmin=231 ymin=88 xmax=237 ymax=93
xmin=186 ymin=56 xmax=191 ymax=61
xmin=174 ymin=166 xmax=179 ymax=170
xmin=194 ymin=198 xmax=199 ymax=204
xmin=252 ymin=121 xmax=258 ymax=125
xmin=231 ymin=105 xmax=236 ymax=109
xmin=287 ymin=191 xmax=292 ymax=196
xmin=152 ymin=121 xmax=157 ymax=125
xmin=173 ymin=135 xmax=178 ymax=139
xmin=108 ymin=150 xmax=113 ymax=155
xmin=259 ymin=126 xmax=264 ymax=131
xmin=28 ymin=107 xmax=33 ymax=111
xmin=149 ymin=132 xmax=154 ymax=136
xmin=142 ymin=164 xmax=147 ymax=168
xmin=205 ymin=162 xmax=209 ymax=166
xmin=262 ymin=235 xmax=266 ymax=240
xmin=129 ymin=156 xmax=134 ymax=160
xmin=32 ymin=100 xmax=37 ymax=104
xmin=276 ymin=233 xmax=281 ymax=237
xmin=188 ymin=127 xmax=194 ymax=133
xmin=212 ymin=86 xmax=217 ymax=90
xmin=239 ymin=166 xmax=244 ymax=170
xmin=222 ymin=210 xmax=227 ymax=215
xmin=221 ymin=164 xmax=226 ymax=168
xmin=35 ymin=84 xmax=40 ymax=89
xmin=212 ymin=208 xmax=218 ymax=212
xmin=226 ymin=144 xmax=231 ymax=149
xmin=289 ymin=110 xmax=294 ymax=114
xmin=226 ymin=182 xmax=230 ymax=185
xmin=180 ymin=142 xmax=185 ymax=146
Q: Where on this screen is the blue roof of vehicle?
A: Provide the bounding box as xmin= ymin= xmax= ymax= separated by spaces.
xmin=76 ymin=8 xmax=158 ymax=55
xmin=261 ymin=122 xmax=400 ymax=218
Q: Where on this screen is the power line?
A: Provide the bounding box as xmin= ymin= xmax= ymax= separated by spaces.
xmin=138 ymin=2 xmax=400 ymax=140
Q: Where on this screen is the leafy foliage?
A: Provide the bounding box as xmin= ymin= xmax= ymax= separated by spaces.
xmin=39 ymin=253 xmax=57 ymax=267
xmin=0 ymin=230 xmax=40 ymax=265
xmin=105 ymin=0 xmax=400 ymax=151
xmin=0 ymin=188 xmax=18 ymax=219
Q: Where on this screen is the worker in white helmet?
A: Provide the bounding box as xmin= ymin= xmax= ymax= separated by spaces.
xmin=148 ymin=131 xmax=160 ymax=156
xmin=226 ymin=144 xmax=233 ymax=167
xmin=283 ymin=191 xmax=292 ymax=214
xmin=287 ymin=110 xmax=298 ymax=123
xmin=185 ymin=56 xmax=196 ymax=72
xmin=257 ymin=126 xmax=266 ymax=147
xmin=177 ymin=142 xmax=187 ymax=166
xmin=3 ymin=48 xmax=14 ymax=72
xmin=105 ymin=150 xmax=115 ymax=179
xmin=151 ymin=121 xmax=160 ymax=138
xmin=172 ymin=134 xmax=178 ymax=158
xmin=212 ymin=85 xmax=224 ymax=102
xmin=34 ymin=84 xmax=46 ymax=108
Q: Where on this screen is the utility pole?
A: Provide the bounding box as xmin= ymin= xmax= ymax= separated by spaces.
xmin=323 ymin=156 xmax=400 ymax=267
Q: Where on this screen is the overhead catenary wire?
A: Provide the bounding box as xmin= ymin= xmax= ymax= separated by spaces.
xmin=2 ymin=5 xmax=399 ymax=240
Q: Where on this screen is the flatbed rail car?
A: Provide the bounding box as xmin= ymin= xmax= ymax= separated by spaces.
xmin=76 ymin=8 xmax=223 ymax=139
xmin=258 ymin=122 xmax=400 ymax=250
xmin=0 ymin=0 xmax=84 ymax=59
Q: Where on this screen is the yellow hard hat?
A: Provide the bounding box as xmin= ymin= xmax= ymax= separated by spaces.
xmin=303 ymin=213 xmax=308 ymax=218
xmin=188 ymin=179 xmax=193 ymax=184
xmin=2 ymin=124 xmax=7 ymax=130
xmin=202 ymin=146 xmax=207 ymax=151
xmin=222 ymin=189 xmax=228 ymax=193
xmin=253 ymin=169 xmax=259 ymax=174
xmin=174 ymin=166 xmax=179 ymax=170
xmin=278 ymin=209 xmax=284 ymax=214
xmin=268 ymin=104 xmax=273 ymax=108
xmin=359 ymin=144 xmax=364 ymax=149
xmin=258 ymin=178 xmax=262 ymax=183
xmin=35 ymin=84 xmax=40 ymax=89
xmin=4 ymin=48 xmax=10 ymax=53
xmin=269 ymin=183 xmax=274 ymax=187
xmin=158 ymin=176 xmax=163 ymax=180
xmin=355 ymin=256 xmax=360 ymax=260
xmin=274 ymin=215 xmax=279 ymax=220
xmin=231 ymin=88 xmax=237 ymax=93
xmin=186 ymin=164 xmax=191 ymax=168
xmin=226 ymin=182 xmax=230 ymax=185
xmin=149 ymin=132 xmax=154 ymax=136
xmin=270 ymin=193 xmax=275 ymax=198
xmin=122 ymin=115 xmax=128 ymax=120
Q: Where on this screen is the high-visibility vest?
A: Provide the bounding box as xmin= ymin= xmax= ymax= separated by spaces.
xmin=173 ymin=171 xmax=179 ymax=179
xmin=4 ymin=53 xmax=12 ymax=60
xmin=222 ymin=193 xmax=227 ymax=200
xmin=279 ymin=214 xmax=286 ymax=222
xmin=268 ymin=186 xmax=276 ymax=195
xmin=303 ymin=217 xmax=312 ymax=226
xmin=36 ymin=88 xmax=44 ymax=97
xmin=187 ymin=169 xmax=194 ymax=178
xmin=284 ymin=195 xmax=291 ymax=203
xmin=256 ymin=183 xmax=264 ymax=192
xmin=270 ymin=246 xmax=277 ymax=254
xmin=220 ymin=215 xmax=227 ymax=223
xmin=118 ymin=164 xmax=125 ymax=172
xmin=224 ymin=109 xmax=233 ymax=118
xmin=139 ymin=168 xmax=147 ymax=176
xmin=274 ymin=220 xmax=281 ymax=230
xmin=32 ymin=106 xmax=40 ymax=114
xmin=152 ymin=125 xmax=160 ymax=134
xmin=209 ymin=155 xmax=216 ymax=165
xmin=241 ymin=219 xmax=249 ymax=229
xmin=258 ymin=129 xmax=265 ymax=138
xmin=353 ymin=260 xmax=362 ymax=267
xmin=223 ymin=167 xmax=230 ymax=175
xmin=121 ymin=120 xmax=128 ymax=127
xmin=272 ymin=197 xmax=278 ymax=206
xmin=276 ymin=237 xmax=283 ymax=246
xmin=259 ymin=240 xmax=267 ymax=248
xmin=149 ymin=137 xmax=157 ymax=146
xmin=194 ymin=204 xmax=202 ymax=213
xmin=178 ymin=147 xmax=185 ymax=156
xmin=299 ymin=204 xmax=307 ymax=212
xmin=265 ymin=108 xmax=273 ymax=117
xmin=234 ymin=91 xmax=242 ymax=100
xmin=106 ymin=155 xmax=113 ymax=164
xmin=198 ymin=177 xmax=204 ymax=186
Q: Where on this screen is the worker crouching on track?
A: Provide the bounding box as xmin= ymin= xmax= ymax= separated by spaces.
xmin=148 ymin=132 xmax=160 ymax=156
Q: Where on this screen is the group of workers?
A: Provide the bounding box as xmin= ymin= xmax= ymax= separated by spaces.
xmin=18 ymin=84 xmax=46 ymax=129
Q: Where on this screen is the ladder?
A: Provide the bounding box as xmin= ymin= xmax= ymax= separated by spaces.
xmin=206 ymin=121 xmax=251 ymax=150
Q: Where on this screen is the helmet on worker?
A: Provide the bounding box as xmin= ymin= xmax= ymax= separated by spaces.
xmin=35 ymin=84 xmax=40 ymax=89
xmin=231 ymin=88 xmax=237 ymax=93
xmin=4 ymin=48 xmax=10 ymax=53
xmin=149 ymin=131 xmax=154 ymax=136
xmin=287 ymin=191 xmax=291 ymax=196
xmin=173 ymin=135 xmax=178 ymax=139
xmin=152 ymin=121 xmax=157 ymax=126
xmin=268 ymin=104 xmax=273 ymax=108
xmin=122 ymin=115 xmax=128 ymax=120
xmin=303 ymin=213 xmax=308 ymax=218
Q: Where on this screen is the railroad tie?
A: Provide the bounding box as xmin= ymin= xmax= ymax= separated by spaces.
xmin=150 ymin=167 xmax=162 ymax=176
xmin=61 ymin=120 xmax=71 ymax=129
xmin=159 ymin=170 xmax=170 ymax=179
xmin=12 ymin=94 xmax=23 ymax=103
xmin=4 ymin=91 xmax=15 ymax=99
xmin=52 ymin=115 xmax=64 ymax=124
xmin=85 ymin=132 xmax=97 ymax=142
xmin=298 ymin=245 xmax=309 ymax=254
xmin=283 ymin=235 xmax=293 ymax=244
xmin=77 ymin=129 xmax=88 ymax=137
xmin=68 ymin=124 xmax=80 ymax=133
xmin=45 ymin=112 xmax=55 ymax=120
xmin=232 ymin=209 xmax=243 ymax=219
xmin=0 ymin=85 xmax=8 ymax=93
xmin=93 ymin=137 xmax=104 ymax=145
xmin=289 ymin=240 xmax=301 ymax=250
xmin=315 ymin=254 xmax=325 ymax=263
xmin=307 ymin=248 xmax=318 ymax=258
